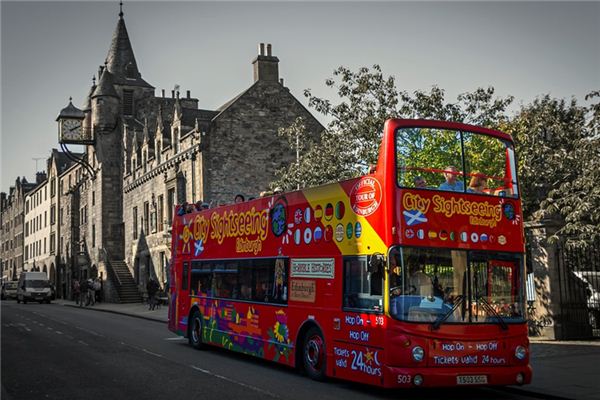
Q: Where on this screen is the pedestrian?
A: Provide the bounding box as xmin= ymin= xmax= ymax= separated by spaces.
xmin=146 ymin=278 xmax=159 ymax=310
xmin=79 ymin=279 xmax=88 ymax=307
xmin=73 ymin=279 xmax=81 ymax=305
xmin=87 ymin=278 xmax=95 ymax=306
xmin=93 ymin=278 xmax=101 ymax=303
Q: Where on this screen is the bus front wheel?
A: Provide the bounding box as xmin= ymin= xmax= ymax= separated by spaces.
xmin=189 ymin=310 xmax=206 ymax=350
xmin=303 ymin=327 xmax=326 ymax=381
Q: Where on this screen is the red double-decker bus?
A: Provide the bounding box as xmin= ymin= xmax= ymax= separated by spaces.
xmin=168 ymin=119 xmax=531 ymax=388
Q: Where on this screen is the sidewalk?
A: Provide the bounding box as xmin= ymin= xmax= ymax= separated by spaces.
xmin=523 ymin=339 xmax=600 ymax=400
xmin=55 ymin=300 xmax=599 ymax=399
xmin=56 ymin=298 xmax=168 ymax=323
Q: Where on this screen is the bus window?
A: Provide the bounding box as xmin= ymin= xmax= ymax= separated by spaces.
xmin=343 ymin=256 xmax=383 ymax=311
xmin=182 ymin=262 xmax=189 ymax=290
xmin=396 ymin=127 xmax=462 ymax=190
xmin=388 ymin=247 xmax=525 ymax=324
xmin=190 ymin=261 xmax=212 ymax=296
xmin=396 ymin=127 xmax=519 ymax=197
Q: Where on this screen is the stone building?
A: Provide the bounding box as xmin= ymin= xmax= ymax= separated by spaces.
xmin=23 ymin=173 xmax=51 ymax=274
xmin=50 ymin=7 xmax=323 ymax=301
xmin=1 ymin=177 xmax=38 ymax=281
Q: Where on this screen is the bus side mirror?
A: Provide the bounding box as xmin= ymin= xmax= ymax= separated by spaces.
xmin=368 ymin=254 xmax=384 ymax=273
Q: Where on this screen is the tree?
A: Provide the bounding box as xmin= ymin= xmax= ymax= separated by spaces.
xmin=272 ymin=65 xmax=513 ymax=190
xmin=505 ymin=92 xmax=600 ymax=246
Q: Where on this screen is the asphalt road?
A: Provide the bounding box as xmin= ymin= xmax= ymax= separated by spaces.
xmin=1 ymin=301 xmax=544 ymax=400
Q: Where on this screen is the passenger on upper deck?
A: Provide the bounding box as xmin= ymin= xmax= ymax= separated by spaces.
xmin=438 ymin=166 xmax=465 ymax=192
xmin=468 ymin=171 xmax=489 ymax=194
xmin=414 ymin=176 xmax=428 ymax=189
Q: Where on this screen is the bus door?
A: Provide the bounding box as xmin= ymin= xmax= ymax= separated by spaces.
xmin=333 ymin=256 xmax=385 ymax=385
xmin=177 ymin=260 xmax=190 ymax=333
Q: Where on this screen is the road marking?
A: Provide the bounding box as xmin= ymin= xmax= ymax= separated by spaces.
xmin=142 ymin=349 xmax=164 ymax=358
xmin=78 ymin=340 xmax=89 ymax=346
xmin=164 ymin=337 xmax=185 ymax=341
xmin=190 ymin=365 xmax=280 ymax=399
xmin=55 ymin=331 xmax=63 ymax=335
xmin=75 ymin=326 xmax=104 ymax=337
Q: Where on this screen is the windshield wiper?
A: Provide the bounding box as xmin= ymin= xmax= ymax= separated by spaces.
xmin=476 ymin=295 xmax=508 ymax=330
xmin=431 ymin=295 xmax=465 ymax=330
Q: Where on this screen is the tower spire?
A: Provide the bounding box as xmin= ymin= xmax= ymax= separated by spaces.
xmin=104 ymin=4 xmax=154 ymax=88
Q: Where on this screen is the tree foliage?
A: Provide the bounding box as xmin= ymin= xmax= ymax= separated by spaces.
xmin=506 ymin=93 xmax=600 ymax=245
xmin=272 ymin=65 xmax=513 ymax=190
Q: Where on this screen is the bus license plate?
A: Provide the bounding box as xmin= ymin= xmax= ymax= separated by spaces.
xmin=457 ymin=375 xmax=487 ymax=385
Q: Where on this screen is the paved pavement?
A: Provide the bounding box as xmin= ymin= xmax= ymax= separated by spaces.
xmin=54 ymin=299 xmax=600 ymax=400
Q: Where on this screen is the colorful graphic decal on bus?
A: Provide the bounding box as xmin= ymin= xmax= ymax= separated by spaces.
xmin=350 ymin=177 xmax=382 ymax=217
xmin=191 ymin=298 xmax=293 ymax=362
xmin=398 ymin=190 xmax=523 ymax=252
xmin=334 ymin=344 xmax=382 ymax=378
xmin=175 ymin=177 xmax=388 ymax=259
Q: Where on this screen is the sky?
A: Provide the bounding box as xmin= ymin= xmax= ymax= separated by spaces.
xmin=1 ymin=1 xmax=599 ymax=193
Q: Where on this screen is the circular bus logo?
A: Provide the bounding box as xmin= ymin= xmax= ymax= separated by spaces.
xmin=271 ymin=201 xmax=287 ymax=237
xmin=350 ymin=177 xmax=382 ymax=217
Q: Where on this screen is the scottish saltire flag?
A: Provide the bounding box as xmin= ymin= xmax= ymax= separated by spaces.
xmin=403 ymin=209 xmax=428 ymax=226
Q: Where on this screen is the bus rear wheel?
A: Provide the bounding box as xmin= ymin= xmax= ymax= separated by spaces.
xmin=189 ymin=310 xmax=206 ymax=350
xmin=303 ymin=327 xmax=326 ymax=381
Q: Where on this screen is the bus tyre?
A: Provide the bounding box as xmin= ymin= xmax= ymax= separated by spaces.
xmin=189 ymin=310 xmax=206 ymax=350
xmin=303 ymin=327 xmax=326 ymax=381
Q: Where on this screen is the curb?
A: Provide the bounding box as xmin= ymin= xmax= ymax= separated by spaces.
xmin=61 ymin=303 xmax=167 ymax=324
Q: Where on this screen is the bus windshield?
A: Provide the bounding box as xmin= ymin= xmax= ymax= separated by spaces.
xmin=388 ymin=246 xmax=525 ymax=325
xmin=396 ymin=127 xmax=518 ymax=197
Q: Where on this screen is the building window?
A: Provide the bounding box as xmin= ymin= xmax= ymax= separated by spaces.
xmin=51 ymin=178 xmax=56 ymax=197
xmin=92 ymin=191 xmax=95 ymax=206
xmin=50 ymin=232 xmax=56 ymax=254
xmin=144 ymin=201 xmax=149 ymax=234
xmin=157 ymin=195 xmax=164 ymax=231
xmin=133 ymin=207 xmax=138 ymax=239
xmin=92 ymin=224 xmax=95 ymax=248
xmin=167 ymin=188 xmax=175 ymax=226
xmin=123 ymin=90 xmax=134 ymax=116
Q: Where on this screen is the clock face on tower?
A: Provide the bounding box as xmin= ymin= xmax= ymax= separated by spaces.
xmin=60 ymin=118 xmax=82 ymax=142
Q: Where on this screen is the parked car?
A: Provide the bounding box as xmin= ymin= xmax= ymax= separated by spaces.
xmin=1 ymin=281 xmax=19 ymax=300
xmin=573 ymin=271 xmax=600 ymax=329
xmin=16 ymin=272 xmax=52 ymax=304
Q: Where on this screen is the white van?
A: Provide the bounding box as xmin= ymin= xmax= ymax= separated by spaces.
xmin=17 ymin=272 xmax=52 ymax=304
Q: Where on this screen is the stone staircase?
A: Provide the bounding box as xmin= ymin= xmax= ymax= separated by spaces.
xmin=110 ymin=260 xmax=143 ymax=304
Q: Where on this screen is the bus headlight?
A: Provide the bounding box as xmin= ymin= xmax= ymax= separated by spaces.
xmin=515 ymin=345 xmax=527 ymax=360
xmin=412 ymin=346 xmax=425 ymax=362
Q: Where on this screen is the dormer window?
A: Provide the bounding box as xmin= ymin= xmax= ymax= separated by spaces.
xmin=125 ymin=62 xmax=136 ymax=79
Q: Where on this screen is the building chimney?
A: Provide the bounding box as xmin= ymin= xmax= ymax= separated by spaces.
xmin=252 ymin=43 xmax=279 ymax=83
xmin=171 ymin=90 xmax=175 ymax=98
xmin=36 ymin=171 xmax=47 ymax=184
xmin=187 ymin=90 xmax=191 ymax=99
xmin=162 ymin=89 xmax=165 ymax=98
xmin=279 ymin=78 xmax=284 ymax=86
